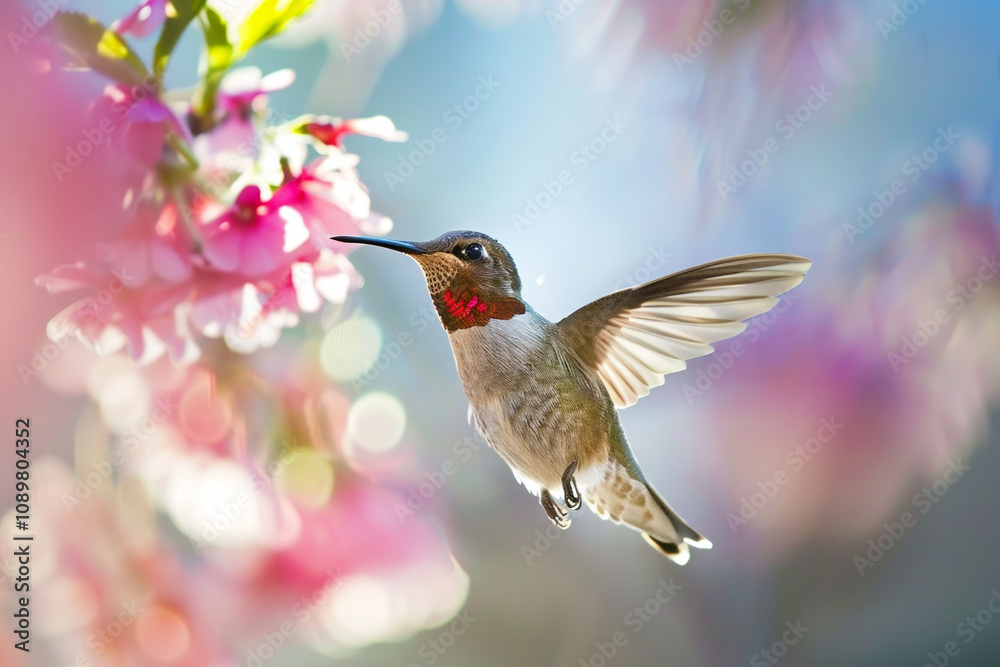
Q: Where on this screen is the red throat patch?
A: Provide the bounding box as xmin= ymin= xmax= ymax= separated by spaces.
xmin=433 ymin=286 xmax=526 ymax=332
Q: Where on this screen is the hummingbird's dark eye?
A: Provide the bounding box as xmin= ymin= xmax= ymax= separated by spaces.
xmin=464 ymin=243 xmax=484 ymax=261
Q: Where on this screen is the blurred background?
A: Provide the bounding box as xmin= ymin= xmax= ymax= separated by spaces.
xmin=2 ymin=0 xmax=1000 ymax=665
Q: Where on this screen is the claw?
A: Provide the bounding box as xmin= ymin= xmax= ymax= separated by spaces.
xmin=541 ymin=489 xmax=571 ymax=530
xmin=562 ymin=460 xmax=581 ymax=511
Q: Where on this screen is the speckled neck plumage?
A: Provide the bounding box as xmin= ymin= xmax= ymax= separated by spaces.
xmin=414 ymin=253 xmax=525 ymax=332
xmin=432 ymin=278 xmax=526 ymax=332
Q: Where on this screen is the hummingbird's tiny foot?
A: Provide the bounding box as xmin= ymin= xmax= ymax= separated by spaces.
xmin=562 ymin=460 xmax=582 ymax=511
xmin=540 ymin=489 xmax=571 ymax=530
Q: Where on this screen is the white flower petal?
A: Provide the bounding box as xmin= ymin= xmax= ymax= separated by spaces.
xmin=280 ymin=206 xmax=310 ymax=253
xmin=260 ymin=68 xmax=296 ymax=92
xmin=292 ymin=263 xmax=322 ymax=313
xmin=220 ymin=66 xmax=263 ymax=94
xmin=348 ymin=115 xmax=408 ymax=142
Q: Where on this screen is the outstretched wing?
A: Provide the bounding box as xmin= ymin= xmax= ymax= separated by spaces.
xmin=555 ymin=254 xmax=812 ymax=408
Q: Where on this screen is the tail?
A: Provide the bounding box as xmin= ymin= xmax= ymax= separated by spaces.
xmin=640 ymin=484 xmax=712 ymax=565
xmin=582 ymin=462 xmax=712 ymax=565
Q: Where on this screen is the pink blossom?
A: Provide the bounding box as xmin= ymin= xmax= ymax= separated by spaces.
xmin=36 ymin=209 xmax=199 ymax=364
xmin=303 ymin=114 xmax=408 ymax=147
xmin=196 ymin=68 xmax=296 ymax=172
xmin=39 ymin=70 xmax=395 ymax=362
xmin=264 ymin=482 xmax=458 ymax=591
xmin=200 ymin=185 xmax=301 ymax=278
xmin=98 ymin=202 xmax=194 ymax=287
xmin=219 ymin=67 xmax=296 ymax=117
xmin=273 ymin=157 xmax=369 ymax=248
xmin=93 ymin=84 xmax=192 ymax=168
xmin=25 ymin=459 xmax=236 ymax=666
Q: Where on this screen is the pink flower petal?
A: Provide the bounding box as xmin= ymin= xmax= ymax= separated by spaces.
xmin=201 ymin=224 xmax=242 ymax=273
xmin=238 ymin=216 xmax=288 ymax=276
xmin=151 ymin=242 xmax=194 ymax=283
xmin=114 ymin=0 xmax=168 ymax=38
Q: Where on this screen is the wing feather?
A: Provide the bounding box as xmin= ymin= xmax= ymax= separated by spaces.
xmin=557 ymin=254 xmax=812 ymax=408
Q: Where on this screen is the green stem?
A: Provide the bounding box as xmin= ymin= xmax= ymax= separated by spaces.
xmin=172 ymin=186 xmax=204 ymax=254
xmin=167 ymin=133 xmax=199 ymax=171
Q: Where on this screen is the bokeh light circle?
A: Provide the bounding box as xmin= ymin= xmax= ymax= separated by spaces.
xmin=320 ymin=316 xmax=382 ymax=381
xmin=135 ymin=605 xmax=191 ymax=662
xmin=346 ymin=392 xmax=406 ymax=453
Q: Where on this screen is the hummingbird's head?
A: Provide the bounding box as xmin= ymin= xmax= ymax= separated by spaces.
xmin=332 ymin=230 xmax=526 ymax=332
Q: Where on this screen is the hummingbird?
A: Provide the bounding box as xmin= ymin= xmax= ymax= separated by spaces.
xmin=333 ymin=231 xmax=811 ymax=564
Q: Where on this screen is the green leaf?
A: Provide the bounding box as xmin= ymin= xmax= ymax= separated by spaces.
xmin=50 ymin=12 xmax=149 ymax=85
xmin=202 ymin=6 xmax=233 ymax=71
xmin=236 ymin=0 xmax=316 ymax=55
xmin=153 ymin=0 xmax=208 ymax=77
xmin=194 ymin=6 xmax=234 ymax=118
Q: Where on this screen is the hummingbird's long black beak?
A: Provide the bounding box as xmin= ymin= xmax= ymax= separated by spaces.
xmin=331 ymin=235 xmax=428 ymax=255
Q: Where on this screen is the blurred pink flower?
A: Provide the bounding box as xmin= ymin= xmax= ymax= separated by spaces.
xmin=114 ymin=0 xmax=169 ymax=38
xmin=26 ymin=2 xmax=471 ymax=660
xmin=201 ymin=184 xmax=300 ymax=278
xmin=635 ymin=0 xmax=718 ymax=52
xmin=25 ymin=458 xmax=236 ymax=666
xmin=196 ymin=68 xmax=296 ymax=173
xmin=278 ymin=155 xmax=379 ymax=246
xmin=700 ymin=198 xmax=1000 ymax=564
xmin=219 ymin=68 xmax=296 ymax=118
xmin=100 ymin=202 xmax=195 ymax=288
xmin=561 ymin=0 xmax=876 ymax=223
xmin=93 ymin=83 xmax=192 ymax=169
xmin=266 ymin=483 xmax=455 ymax=586
xmin=304 ymin=114 xmax=408 ymax=147
xmin=685 ymin=1 xmax=874 ymax=221
xmin=39 ymin=144 xmax=382 ymax=360
xmin=37 ymin=201 xmax=200 ymax=362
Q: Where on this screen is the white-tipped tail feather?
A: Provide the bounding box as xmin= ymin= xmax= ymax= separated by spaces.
xmin=580 ymin=461 xmax=711 ymax=565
